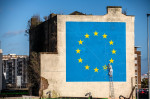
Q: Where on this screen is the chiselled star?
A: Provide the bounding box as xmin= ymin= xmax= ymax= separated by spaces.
xmin=103 ymin=65 xmax=108 ymax=70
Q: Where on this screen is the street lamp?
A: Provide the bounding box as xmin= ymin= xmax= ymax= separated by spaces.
xmin=147 ymin=14 xmax=150 ymax=99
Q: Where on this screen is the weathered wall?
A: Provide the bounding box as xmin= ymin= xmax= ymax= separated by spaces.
xmin=41 ymin=7 xmax=135 ymax=98
xmin=29 ymin=14 xmax=57 ymax=53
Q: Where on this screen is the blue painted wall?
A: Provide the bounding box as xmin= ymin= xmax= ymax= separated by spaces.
xmin=66 ymin=22 xmax=126 ymax=82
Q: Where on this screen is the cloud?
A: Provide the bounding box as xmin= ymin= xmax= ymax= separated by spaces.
xmin=3 ymin=29 xmax=25 ymax=37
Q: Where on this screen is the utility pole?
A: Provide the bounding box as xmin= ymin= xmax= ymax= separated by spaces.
xmin=147 ymin=14 xmax=150 ymax=99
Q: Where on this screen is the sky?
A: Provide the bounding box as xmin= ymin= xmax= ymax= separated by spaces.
xmin=0 ymin=0 xmax=150 ymax=74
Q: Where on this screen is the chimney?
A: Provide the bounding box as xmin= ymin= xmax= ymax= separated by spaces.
xmin=107 ymin=6 xmax=122 ymax=15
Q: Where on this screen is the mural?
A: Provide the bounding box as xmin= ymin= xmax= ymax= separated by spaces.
xmin=66 ymin=22 xmax=126 ymax=82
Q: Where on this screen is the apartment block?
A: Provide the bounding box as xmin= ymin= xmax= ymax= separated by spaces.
xmin=2 ymin=54 xmax=28 ymax=88
xmin=134 ymin=47 xmax=141 ymax=88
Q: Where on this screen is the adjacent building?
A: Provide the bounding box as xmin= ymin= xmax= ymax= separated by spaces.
xmin=2 ymin=54 xmax=28 ymax=89
xmin=134 ymin=47 xmax=141 ymax=88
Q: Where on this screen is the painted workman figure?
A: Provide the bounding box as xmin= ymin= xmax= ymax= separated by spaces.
xmin=108 ymin=64 xmax=113 ymax=77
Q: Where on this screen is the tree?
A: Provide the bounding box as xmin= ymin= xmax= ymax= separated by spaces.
xmin=25 ymin=15 xmax=42 ymax=36
xmin=28 ymin=52 xmax=40 ymax=95
xmin=43 ymin=16 xmax=48 ymax=21
xmin=25 ymin=15 xmax=50 ymax=96
xmin=122 ymin=8 xmax=127 ymax=15
xmin=141 ymin=78 xmax=148 ymax=88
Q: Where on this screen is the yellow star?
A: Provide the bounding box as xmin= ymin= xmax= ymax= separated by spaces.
xmin=78 ymin=58 xmax=83 ymax=63
xmin=85 ymin=65 xmax=90 ymax=70
xmin=94 ymin=67 xmax=99 ymax=72
xmin=103 ymin=65 xmax=108 ymax=70
xmin=102 ymin=33 xmax=107 ymax=38
xmin=112 ymin=49 xmax=116 ymax=54
xmin=109 ymin=40 xmax=113 ymax=45
xmin=76 ymin=49 xmax=81 ymax=54
xmin=78 ymin=40 xmax=83 ymax=45
xmin=94 ymin=31 xmax=98 ymax=36
xmin=85 ymin=33 xmax=90 ymax=38
xmin=109 ymin=58 xmax=114 ymax=63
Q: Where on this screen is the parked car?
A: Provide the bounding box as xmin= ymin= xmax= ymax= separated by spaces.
xmin=138 ymin=88 xmax=148 ymax=99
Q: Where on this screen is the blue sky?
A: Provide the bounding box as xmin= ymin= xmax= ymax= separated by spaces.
xmin=0 ymin=0 xmax=150 ymax=74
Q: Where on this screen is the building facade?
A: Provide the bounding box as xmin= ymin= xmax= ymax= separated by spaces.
xmin=134 ymin=47 xmax=141 ymax=89
xmin=2 ymin=54 xmax=28 ymax=88
xmin=29 ymin=6 xmax=135 ymax=98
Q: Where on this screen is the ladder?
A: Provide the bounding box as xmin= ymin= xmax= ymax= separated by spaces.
xmin=109 ymin=77 xmax=115 ymax=99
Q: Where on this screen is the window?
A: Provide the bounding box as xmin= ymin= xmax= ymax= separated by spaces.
xmin=135 ymin=66 xmax=137 ymax=70
xmin=135 ymin=72 xmax=137 ymax=76
xmin=135 ymin=54 xmax=137 ymax=58
xmin=135 ymin=60 xmax=137 ymax=64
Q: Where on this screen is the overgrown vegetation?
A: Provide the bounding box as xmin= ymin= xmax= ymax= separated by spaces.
xmin=122 ymin=8 xmax=127 ymax=15
xmin=25 ymin=15 xmax=43 ymax=36
xmin=28 ymin=52 xmax=40 ymax=95
xmin=141 ymin=78 xmax=148 ymax=88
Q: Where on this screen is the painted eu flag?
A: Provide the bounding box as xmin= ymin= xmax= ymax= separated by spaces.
xmin=66 ymin=22 xmax=126 ymax=82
